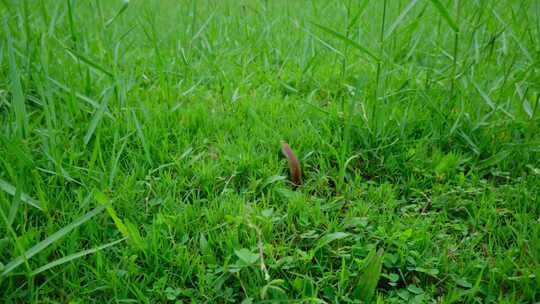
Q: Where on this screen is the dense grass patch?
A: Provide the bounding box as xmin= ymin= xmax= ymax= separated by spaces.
xmin=1 ymin=0 xmax=539 ymax=302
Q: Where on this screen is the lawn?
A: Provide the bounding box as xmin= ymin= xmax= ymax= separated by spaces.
xmin=1 ymin=0 xmax=539 ymax=302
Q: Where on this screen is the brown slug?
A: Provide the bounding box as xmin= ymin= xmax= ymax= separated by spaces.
xmin=281 ymin=141 xmax=302 ymax=186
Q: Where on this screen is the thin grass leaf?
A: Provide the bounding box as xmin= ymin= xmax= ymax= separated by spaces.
xmin=384 ymin=0 xmax=420 ymax=39
xmin=62 ymin=43 xmax=114 ymax=77
xmin=47 ymin=76 xmax=114 ymax=119
xmin=42 ymin=151 xmax=81 ymax=185
xmin=6 ymin=24 xmax=28 ymax=138
xmin=0 ymin=178 xmax=42 ymax=210
xmin=477 ymin=151 xmax=510 ymax=171
xmin=47 ymin=77 xmax=91 ymax=103
xmin=192 ymin=11 xmax=215 ymax=41
xmin=1 ymin=205 xmax=105 ymax=276
xmin=470 ymin=79 xmax=514 ymax=119
xmin=30 ymin=238 xmax=126 ymax=276
xmin=0 ymin=207 xmax=32 ymax=273
xmin=84 ymin=88 xmax=113 ymax=145
xmin=108 ymin=132 xmax=130 ymax=187
xmin=66 ymin=0 xmax=78 ymax=45
xmin=311 ymin=22 xmax=380 ymax=62
xmin=46 ymin=1 xmax=62 ymax=36
xmin=471 ymin=80 xmax=495 ymax=110
xmin=7 ymin=187 xmax=21 ymax=225
xmin=0 ymin=39 xmax=4 ymax=63
xmin=346 ymin=0 xmax=371 ymax=32
xmin=458 ymin=130 xmax=480 ymax=155
xmin=522 ymin=99 xmax=533 ymax=118
xmin=299 ymin=25 xmax=343 ymax=57
xmin=105 ymin=0 xmax=130 ymax=27
xmin=131 ymin=109 xmax=153 ymax=166
xmin=428 ymin=0 xmax=459 ymax=32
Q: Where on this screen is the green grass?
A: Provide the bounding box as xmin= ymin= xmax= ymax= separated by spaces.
xmin=1 ymin=0 xmax=539 ymax=302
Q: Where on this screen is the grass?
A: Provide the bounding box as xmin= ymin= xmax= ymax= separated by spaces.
xmin=0 ymin=0 xmax=539 ymax=302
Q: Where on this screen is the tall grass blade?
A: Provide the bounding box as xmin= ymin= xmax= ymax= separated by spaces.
xmin=105 ymin=0 xmax=130 ymax=27
xmin=346 ymin=0 xmax=371 ymax=32
xmin=471 ymin=80 xmax=495 ymax=110
xmin=108 ymin=131 xmax=130 ymax=187
xmin=30 ymin=237 xmax=126 ymax=276
xmin=0 ymin=178 xmax=42 ymax=210
xmin=84 ymin=88 xmax=113 ymax=145
xmin=47 ymin=76 xmax=114 ymax=119
xmin=63 ymin=45 xmax=114 ymax=77
xmin=7 ymin=188 xmax=21 ymax=226
xmin=471 ymin=79 xmax=514 ymax=119
xmin=192 ymin=11 xmax=215 ymax=41
xmin=131 ymin=109 xmax=153 ymax=166
xmin=384 ymin=0 xmax=420 ymax=39
xmin=311 ymin=22 xmax=380 ymax=62
xmin=6 ymin=24 xmax=28 ymax=138
xmin=0 ymin=38 xmax=4 ymax=63
xmin=47 ymin=77 xmax=96 ymax=108
xmin=299 ymin=25 xmax=343 ymax=56
xmin=1 ymin=205 xmax=105 ymax=276
xmin=428 ymin=0 xmax=459 ymax=32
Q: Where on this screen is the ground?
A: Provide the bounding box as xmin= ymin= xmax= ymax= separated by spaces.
xmin=0 ymin=0 xmax=539 ymax=303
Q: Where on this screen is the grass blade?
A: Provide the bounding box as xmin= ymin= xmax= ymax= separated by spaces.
xmin=47 ymin=76 xmax=114 ymax=119
xmin=476 ymin=151 xmax=510 ymax=171
xmin=30 ymin=238 xmax=126 ymax=276
xmin=1 ymin=205 xmax=105 ymax=276
xmin=61 ymin=41 xmax=114 ymax=77
xmin=298 ymin=25 xmax=343 ymax=57
xmin=7 ymin=187 xmax=21 ymax=226
xmin=428 ymin=0 xmax=459 ymax=32
xmin=471 ymin=80 xmax=495 ymax=110
xmin=108 ymin=131 xmax=130 ymax=187
xmin=84 ymin=88 xmax=113 ymax=145
xmin=384 ymin=0 xmax=421 ymax=39
xmin=47 ymin=76 xmax=96 ymax=106
xmin=313 ymin=232 xmax=349 ymax=253
xmin=131 ymin=109 xmax=153 ymax=166
xmin=95 ymin=191 xmax=145 ymax=251
xmin=192 ymin=11 xmax=215 ymax=41
xmin=6 ymin=23 xmax=28 ymax=138
xmin=347 ymin=0 xmax=371 ymax=32
xmin=471 ymin=79 xmax=514 ymax=119
xmin=105 ymin=0 xmax=130 ymax=27
xmin=0 ymin=178 xmax=42 ymax=210
xmin=311 ymin=22 xmax=380 ymax=62
xmin=354 ymin=248 xmax=384 ymax=303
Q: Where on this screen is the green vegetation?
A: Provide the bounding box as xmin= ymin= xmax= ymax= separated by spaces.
xmin=1 ymin=0 xmax=539 ymax=302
